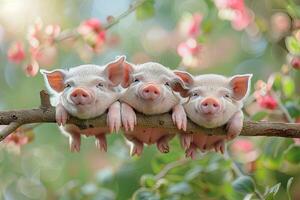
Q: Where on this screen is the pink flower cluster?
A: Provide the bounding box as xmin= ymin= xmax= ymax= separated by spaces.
xmin=177 ymin=13 xmax=203 ymax=67
xmin=78 ymin=18 xmax=106 ymax=52
xmin=214 ymin=0 xmax=252 ymax=31
xmin=254 ymin=80 xmax=278 ymax=110
xmin=6 ymin=18 xmax=107 ymax=77
xmin=7 ymin=19 xmax=61 ymax=76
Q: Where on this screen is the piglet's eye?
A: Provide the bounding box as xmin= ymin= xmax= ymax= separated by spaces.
xmin=134 ymin=78 xmax=140 ymax=83
xmin=165 ymin=82 xmax=170 ymax=86
xmin=65 ymin=83 xmax=71 ymax=89
xmin=224 ymin=94 xmax=230 ymax=98
xmin=192 ymin=92 xmax=199 ymax=97
xmin=97 ymin=83 xmax=104 ymax=88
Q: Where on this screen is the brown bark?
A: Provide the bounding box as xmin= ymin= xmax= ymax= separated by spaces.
xmin=0 ymin=90 xmax=300 ymax=142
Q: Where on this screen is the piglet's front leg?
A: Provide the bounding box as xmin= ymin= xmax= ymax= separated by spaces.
xmin=107 ymin=101 xmax=121 ymax=133
xmin=172 ymin=104 xmax=187 ymax=131
xmin=121 ymin=103 xmax=137 ymax=132
xmin=56 ymin=103 xmax=69 ymax=126
xmin=226 ymin=110 xmax=244 ymax=140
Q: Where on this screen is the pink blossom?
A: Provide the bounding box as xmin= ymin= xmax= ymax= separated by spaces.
xmin=4 ymin=132 xmax=29 ymax=147
xmin=231 ymin=9 xmax=251 ymax=31
xmin=215 ymin=0 xmax=252 ymax=31
xmin=78 ymin=18 xmax=106 ymax=52
xmin=177 ymin=38 xmax=201 ymax=57
xmin=30 ymin=45 xmax=57 ymax=67
xmin=178 ymin=13 xmax=203 ymax=38
xmin=25 ymin=60 xmax=39 ymax=77
xmin=256 ymin=94 xmax=278 ymax=110
xmin=291 ymin=56 xmax=300 ymax=70
xmin=231 ymin=139 xmax=254 ymax=153
xmin=7 ymin=42 xmax=26 ymax=63
xmin=187 ymin=13 xmax=202 ymax=37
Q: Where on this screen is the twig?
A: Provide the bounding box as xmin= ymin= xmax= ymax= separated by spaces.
xmin=54 ymin=0 xmax=148 ymax=42
xmin=1 ymin=91 xmax=300 ymax=142
xmin=0 ymin=122 xmax=20 ymax=141
xmin=104 ymin=0 xmax=149 ymax=30
xmin=154 ymin=158 xmax=189 ymax=180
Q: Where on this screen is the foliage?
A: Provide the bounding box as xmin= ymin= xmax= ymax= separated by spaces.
xmin=0 ymin=0 xmax=300 ymax=199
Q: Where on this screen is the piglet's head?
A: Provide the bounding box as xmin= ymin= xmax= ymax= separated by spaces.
xmin=120 ymin=62 xmax=185 ymax=115
xmin=171 ymin=72 xmax=252 ymax=128
xmin=41 ymin=56 xmax=125 ymax=119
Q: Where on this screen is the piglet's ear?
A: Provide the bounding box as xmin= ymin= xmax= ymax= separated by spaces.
xmin=170 ymin=77 xmax=190 ymax=98
xmin=121 ymin=61 xmax=134 ymax=88
xmin=229 ymin=74 xmax=252 ymax=101
xmin=40 ymin=69 xmax=65 ymax=93
xmin=174 ymin=70 xmax=194 ymax=86
xmin=105 ymin=56 xmax=126 ymax=86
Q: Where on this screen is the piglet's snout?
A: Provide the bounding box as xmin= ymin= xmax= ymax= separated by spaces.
xmin=199 ymin=97 xmax=220 ymax=114
xmin=70 ymin=88 xmax=93 ymax=105
xmin=140 ymin=84 xmax=161 ymax=100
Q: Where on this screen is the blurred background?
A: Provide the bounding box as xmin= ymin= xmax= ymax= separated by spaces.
xmin=0 ymin=0 xmax=300 ymax=199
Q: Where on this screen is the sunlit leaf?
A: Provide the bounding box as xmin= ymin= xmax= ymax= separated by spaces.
xmin=251 ymin=111 xmax=268 ymax=121
xmin=232 ymin=176 xmax=255 ymax=195
xmin=284 ymin=145 xmax=300 ymax=164
xmin=264 ymin=183 xmax=280 ymax=200
xmin=287 ymin=177 xmax=294 ymax=200
xmin=284 ymin=102 xmax=300 ymax=118
xmin=132 ymin=188 xmax=160 ymax=200
xmin=285 ymin=36 xmax=300 ymax=55
xmin=282 ymin=77 xmax=295 ymax=98
xmin=272 ymin=73 xmax=282 ymax=91
xmin=92 ymin=188 xmax=115 ymax=200
xmin=167 ymin=182 xmax=192 ymax=195
xmin=136 ymin=0 xmax=155 ymax=20
xmin=184 ymin=166 xmax=202 ymax=181
xmin=140 ymin=174 xmax=156 ymax=188
xmin=96 ymin=168 xmax=114 ymax=185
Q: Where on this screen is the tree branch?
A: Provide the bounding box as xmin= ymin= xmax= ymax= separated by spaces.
xmin=0 ymin=91 xmax=300 ymax=142
xmin=103 ymin=0 xmax=149 ymax=30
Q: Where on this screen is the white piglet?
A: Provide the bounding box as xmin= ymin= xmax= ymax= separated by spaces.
xmin=41 ymin=56 xmax=125 ymax=152
xmin=120 ymin=62 xmax=187 ymax=156
xmin=172 ymin=72 xmax=252 ymax=159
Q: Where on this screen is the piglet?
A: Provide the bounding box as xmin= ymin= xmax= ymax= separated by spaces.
xmin=172 ymin=72 xmax=252 ymax=159
xmin=120 ymin=62 xmax=187 ymax=156
xmin=41 ymin=56 xmax=125 ymax=152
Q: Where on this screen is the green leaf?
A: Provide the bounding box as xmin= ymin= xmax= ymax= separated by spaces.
xmin=285 ymin=36 xmax=300 ymax=55
xmin=132 ymin=188 xmax=160 ymax=200
xmin=284 ymin=101 xmax=300 ymax=118
xmin=251 ymin=111 xmax=268 ymax=121
xmin=232 ymin=176 xmax=256 ymax=195
xmin=284 ymin=145 xmax=300 ymax=164
xmin=167 ymin=182 xmax=192 ymax=195
xmin=286 ymin=4 xmax=300 ymax=18
xmin=92 ymin=188 xmax=115 ymax=200
xmin=140 ymin=174 xmax=156 ymax=188
xmin=136 ymin=0 xmax=155 ymax=20
xmin=282 ymin=77 xmax=295 ymax=98
xmin=272 ymin=73 xmax=282 ymax=91
xmin=96 ymin=168 xmax=114 ymax=184
xmin=287 ymin=177 xmax=294 ymax=200
xmin=264 ymin=183 xmax=281 ymax=200
xmin=184 ymin=166 xmax=202 ymax=181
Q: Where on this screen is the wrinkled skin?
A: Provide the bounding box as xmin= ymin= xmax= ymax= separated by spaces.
xmin=41 ymin=56 xmax=125 ymax=152
xmin=120 ymin=62 xmax=187 ymax=156
xmin=172 ymin=72 xmax=251 ymax=158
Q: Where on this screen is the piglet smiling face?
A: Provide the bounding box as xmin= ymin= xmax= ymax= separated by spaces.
xmin=172 ymin=72 xmax=252 ymax=128
xmin=41 ymin=57 xmax=125 ymax=119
